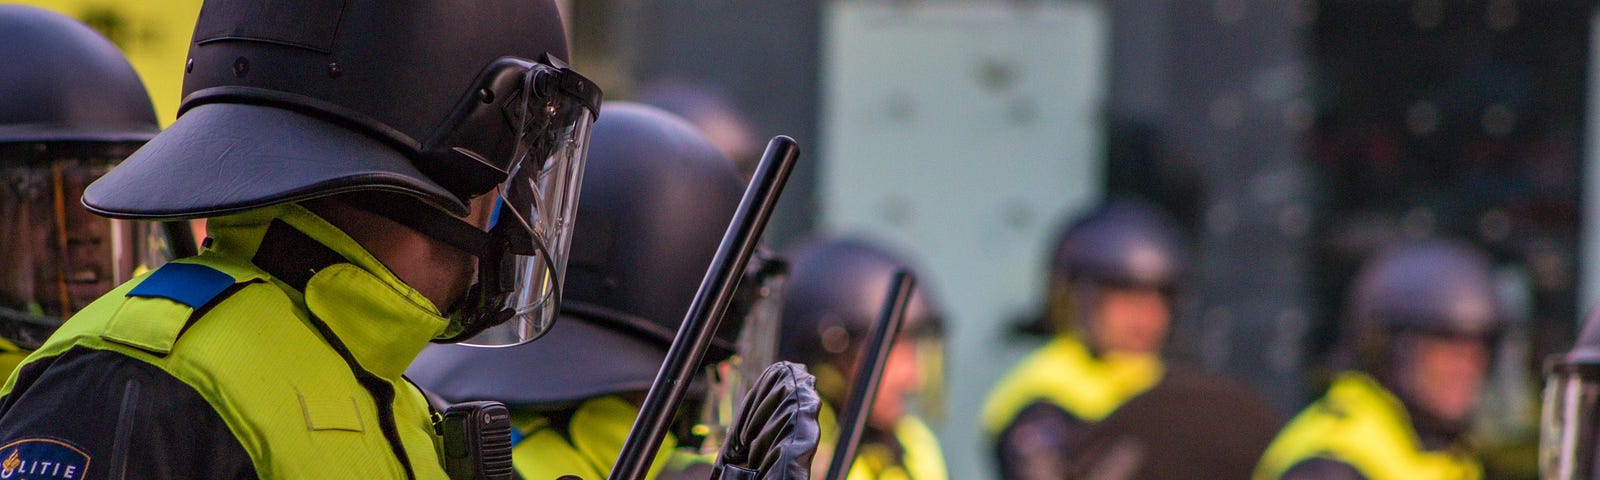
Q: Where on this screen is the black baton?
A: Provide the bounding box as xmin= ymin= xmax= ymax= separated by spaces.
xmin=825 ymin=271 xmax=916 ymax=480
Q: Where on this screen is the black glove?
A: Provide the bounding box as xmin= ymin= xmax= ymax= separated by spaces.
xmin=711 ymin=362 xmax=821 ymax=480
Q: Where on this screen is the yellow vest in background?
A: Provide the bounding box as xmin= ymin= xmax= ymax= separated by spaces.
xmin=979 ymin=335 xmax=1163 ymax=436
xmin=0 ymin=339 xmax=28 ymax=381
xmin=1252 ymin=372 xmax=1482 ymax=480
xmin=510 ymin=396 xmax=678 ymax=480
xmin=816 ymin=403 xmax=947 ymax=480
xmin=15 ymin=0 xmax=204 ymax=126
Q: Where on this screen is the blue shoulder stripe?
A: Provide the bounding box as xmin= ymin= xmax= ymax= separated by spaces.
xmin=126 ymin=263 xmax=238 ymax=310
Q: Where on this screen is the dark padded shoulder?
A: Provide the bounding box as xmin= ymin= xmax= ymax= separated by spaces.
xmin=126 ymin=262 xmax=239 ymax=309
xmin=1064 ymin=365 xmax=1286 ymax=480
xmin=0 ymin=346 xmax=258 ymax=479
xmin=1281 ymin=458 xmax=1368 ymax=480
xmin=995 ymin=401 xmax=1089 ymax=480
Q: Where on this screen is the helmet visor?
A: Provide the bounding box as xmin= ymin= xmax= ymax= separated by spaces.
xmin=910 ymin=329 xmax=947 ymax=421
xmin=698 ymin=253 xmax=788 ymax=453
xmin=0 ymin=155 xmax=178 ymax=347
xmin=1542 ymin=363 xmax=1600 ymax=479
xmin=455 ymin=61 xmax=599 ymax=347
xmin=735 ymin=253 xmax=788 ymax=393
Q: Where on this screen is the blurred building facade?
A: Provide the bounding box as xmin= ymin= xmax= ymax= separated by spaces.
xmin=573 ymin=1 xmax=1593 ymax=479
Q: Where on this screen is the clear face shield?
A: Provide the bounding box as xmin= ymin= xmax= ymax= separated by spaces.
xmin=0 ymin=151 xmax=178 ymax=348
xmin=696 ymin=252 xmax=788 ymax=453
xmin=432 ymin=55 xmax=602 ymax=347
xmin=1541 ymin=360 xmax=1600 ymax=479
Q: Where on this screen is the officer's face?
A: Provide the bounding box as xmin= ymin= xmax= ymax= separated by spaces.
xmin=1088 ymin=286 xmax=1170 ymax=356
xmin=441 ymin=195 xmax=503 ymax=311
xmin=870 ymin=338 xmax=922 ymax=428
xmin=0 ymin=162 xmax=119 ymax=317
xmin=1397 ymin=334 xmax=1491 ymax=424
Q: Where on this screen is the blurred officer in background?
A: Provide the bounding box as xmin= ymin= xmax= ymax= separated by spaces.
xmin=0 ymin=0 xmax=604 ymax=476
xmin=778 ymin=237 xmax=949 ymax=480
xmin=411 ymin=103 xmax=788 ymax=479
xmin=0 ymin=6 xmax=177 ymax=376
xmin=980 ymin=199 xmax=1186 ymax=479
xmin=1540 ymin=303 xmax=1600 ymax=480
xmin=1255 ymin=239 xmax=1504 ymax=480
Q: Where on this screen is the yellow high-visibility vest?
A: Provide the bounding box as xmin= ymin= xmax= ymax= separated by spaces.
xmin=1253 ymin=372 xmax=1482 ymax=480
xmin=980 ymin=335 xmax=1163 ymax=437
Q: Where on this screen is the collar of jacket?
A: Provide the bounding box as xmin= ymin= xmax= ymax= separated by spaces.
xmin=1324 ymin=371 xmax=1457 ymax=453
xmin=816 ymin=401 xmax=947 ymax=480
xmin=979 ymin=334 xmax=1163 ymax=434
xmin=205 ymin=203 xmax=449 ymax=380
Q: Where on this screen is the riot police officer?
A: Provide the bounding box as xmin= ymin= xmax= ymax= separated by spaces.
xmin=777 ymin=237 xmax=949 ymax=480
xmin=1254 ymin=239 xmax=1504 ymax=480
xmin=410 ymin=103 xmax=794 ymax=479
xmin=0 ymin=0 xmax=603 ymax=477
xmin=980 ymin=199 xmax=1185 ymax=479
xmin=0 ymin=6 xmax=175 ymax=376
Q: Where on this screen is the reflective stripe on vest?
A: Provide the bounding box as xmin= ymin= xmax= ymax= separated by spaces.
xmin=1252 ymin=372 xmax=1483 ymax=480
xmin=980 ymin=335 xmax=1163 ymax=436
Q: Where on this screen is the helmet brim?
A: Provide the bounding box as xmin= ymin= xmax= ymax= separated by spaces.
xmin=0 ymin=123 xmax=158 ymax=145
xmin=83 ymin=103 xmax=467 ymax=220
xmin=408 ymin=313 xmax=667 ymax=406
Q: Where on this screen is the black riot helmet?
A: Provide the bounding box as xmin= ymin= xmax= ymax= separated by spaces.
xmin=0 ymin=6 xmax=159 ymax=144
xmin=82 ymin=0 xmax=604 ymax=347
xmin=778 ymin=237 xmax=945 ymax=406
xmin=1346 ymin=239 xmax=1506 ymax=376
xmin=637 ymin=78 xmax=760 ymax=179
xmin=1540 ymin=305 xmax=1600 ymax=480
xmin=1031 ymin=198 xmax=1186 ymax=336
xmin=0 ymin=6 xmax=176 ymax=348
xmin=409 ymin=103 xmax=750 ymax=405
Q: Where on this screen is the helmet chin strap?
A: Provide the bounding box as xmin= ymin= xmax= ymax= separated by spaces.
xmin=341 ymin=193 xmax=492 ymax=259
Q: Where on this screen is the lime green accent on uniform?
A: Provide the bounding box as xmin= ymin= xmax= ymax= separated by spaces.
xmin=299 ymin=392 xmax=364 ymax=432
xmin=0 ymin=338 xmax=30 ymax=380
xmin=895 ymin=416 xmax=946 ymax=480
xmin=817 ymin=402 xmax=948 ymax=480
xmin=1252 ymin=372 xmax=1483 ymax=480
xmin=2 ymin=204 xmax=451 ymax=479
xmin=851 ymin=443 xmax=911 ymax=480
xmin=304 ymin=262 xmax=447 ymax=377
xmin=511 ymin=396 xmax=677 ymax=480
xmin=100 ymin=295 xmax=194 ymax=355
xmin=979 ymin=335 xmax=1163 ymax=435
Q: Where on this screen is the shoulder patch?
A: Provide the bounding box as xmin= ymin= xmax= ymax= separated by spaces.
xmin=127 ymin=263 xmax=238 ymax=309
xmin=0 ymin=437 xmax=90 ymax=479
